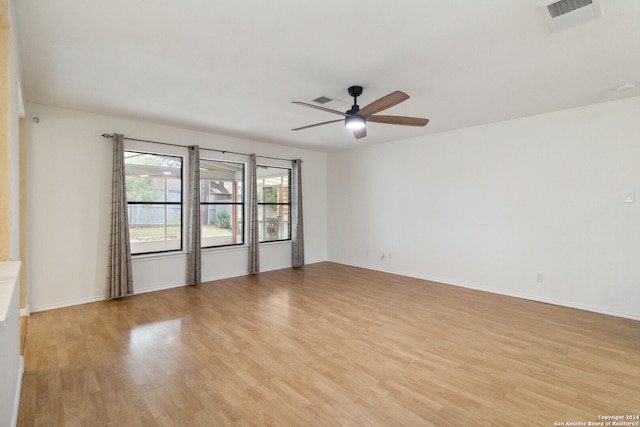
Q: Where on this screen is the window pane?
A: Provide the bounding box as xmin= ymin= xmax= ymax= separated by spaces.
xmin=202 ymin=179 xmax=243 ymax=203
xmin=128 ymin=204 xmax=182 ymax=254
xmin=202 ymin=204 xmax=244 ymax=247
xmin=257 ymin=167 xmax=289 ymax=203
xmin=125 ymin=152 xmax=182 ymax=202
xmin=125 ymin=151 xmax=183 ymax=254
xmin=258 ymin=204 xmax=289 ymax=241
xmin=200 ymin=159 xmax=245 ymax=247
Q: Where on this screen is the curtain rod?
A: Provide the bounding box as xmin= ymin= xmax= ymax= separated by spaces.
xmin=101 ymin=134 xmax=294 ymax=162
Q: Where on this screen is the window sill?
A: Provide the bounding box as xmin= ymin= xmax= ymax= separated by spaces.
xmin=202 ymin=245 xmax=247 ymax=255
xmin=259 ymin=240 xmax=292 ymax=246
xmin=132 ymin=251 xmax=187 ymax=263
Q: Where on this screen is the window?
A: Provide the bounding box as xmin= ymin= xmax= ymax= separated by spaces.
xmin=125 ymin=151 xmax=183 ymax=255
xmin=200 ymin=159 xmax=245 ymax=247
xmin=257 ymin=166 xmax=290 ymax=242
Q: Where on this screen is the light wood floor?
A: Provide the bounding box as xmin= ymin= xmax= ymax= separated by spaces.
xmin=18 ymin=262 xmax=640 ymax=426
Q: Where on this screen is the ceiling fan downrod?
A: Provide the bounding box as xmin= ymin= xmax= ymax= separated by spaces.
xmin=347 ymin=85 xmax=363 ymax=113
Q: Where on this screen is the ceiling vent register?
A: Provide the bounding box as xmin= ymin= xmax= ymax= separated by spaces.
xmin=541 ymin=0 xmax=602 ymax=32
xmin=312 ymin=96 xmax=333 ymax=105
xmin=547 ymin=0 xmax=592 ymax=18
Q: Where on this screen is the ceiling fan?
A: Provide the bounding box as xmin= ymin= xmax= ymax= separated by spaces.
xmin=292 ymin=85 xmax=429 ymax=139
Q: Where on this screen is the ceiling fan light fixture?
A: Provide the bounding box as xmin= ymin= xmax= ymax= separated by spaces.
xmin=345 ymin=114 xmax=366 ymax=130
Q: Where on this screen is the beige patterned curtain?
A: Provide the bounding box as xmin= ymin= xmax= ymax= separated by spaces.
xmin=108 ymin=134 xmax=133 ymax=298
xmin=186 ymin=145 xmax=201 ymax=285
xmin=248 ymin=153 xmax=260 ymax=274
xmin=291 ymin=159 xmax=304 ymax=267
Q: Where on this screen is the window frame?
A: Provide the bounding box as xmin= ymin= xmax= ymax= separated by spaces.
xmin=257 ymin=165 xmax=292 ymax=243
xmin=125 ymin=150 xmax=184 ymax=256
xmin=200 ymin=159 xmax=246 ymax=249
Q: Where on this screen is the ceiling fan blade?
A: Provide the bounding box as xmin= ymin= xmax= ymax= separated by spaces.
xmin=292 ymin=101 xmax=347 ymax=117
xmin=353 ymin=127 xmax=367 ymax=139
xmin=367 ymin=115 xmax=429 ymax=126
xmin=292 ymin=119 xmax=343 ymax=131
xmin=358 ymin=91 xmax=409 ymax=116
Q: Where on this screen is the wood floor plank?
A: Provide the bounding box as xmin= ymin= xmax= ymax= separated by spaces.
xmin=17 ymin=262 xmax=640 ymax=426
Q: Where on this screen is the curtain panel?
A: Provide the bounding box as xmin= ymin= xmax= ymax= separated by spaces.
xmin=248 ymin=154 xmax=260 ymax=274
xmin=291 ymin=159 xmax=305 ymax=267
xmin=186 ymin=145 xmax=202 ymax=285
xmin=108 ymin=134 xmax=133 ymax=298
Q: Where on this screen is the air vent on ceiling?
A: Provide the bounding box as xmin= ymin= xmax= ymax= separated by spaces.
xmin=541 ymin=0 xmax=602 ymax=32
xmin=309 ymin=95 xmax=345 ymax=109
xmin=547 ymin=0 xmax=591 ymax=18
xmin=312 ymin=96 xmax=333 ymax=105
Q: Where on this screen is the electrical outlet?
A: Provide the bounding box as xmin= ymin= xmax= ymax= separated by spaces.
xmin=380 ymin=253 xmax=385 ymax=260
xmin=536 ymin=272 xmax=544 ymax=283
xmin=624 ymin=192 xmax=635 ymax=203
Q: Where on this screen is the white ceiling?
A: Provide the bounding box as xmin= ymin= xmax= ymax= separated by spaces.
xmin=14 ymin=0 xmax=640 ymax=152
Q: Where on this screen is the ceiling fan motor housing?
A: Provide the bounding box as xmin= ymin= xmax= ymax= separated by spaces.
xmin=348 ymin=85 xmax=363 ymax=98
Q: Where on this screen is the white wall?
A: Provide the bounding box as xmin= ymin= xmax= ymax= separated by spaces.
xmin=25 ymin=103 xmax=327 ymax=312
xmin=328 ymin=96 xmax=640 ymax=320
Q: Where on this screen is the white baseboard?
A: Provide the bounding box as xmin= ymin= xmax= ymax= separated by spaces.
xmin=29 ymin=265 xmax=295 ymax=313
xmin=133 ymin=282 xmax=186 ymax=295
xmin=30 ymin=296 xmax=105 ymax=313
xmin=328 ymin=259 xmax=640 ymax=322
xmin=419 ymin=273 xmax=640 ymax=321
xmin=258 ymin=263 xmax=294 ymax=273
xmin=202 ymin=272 xmax=244 ymax=283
